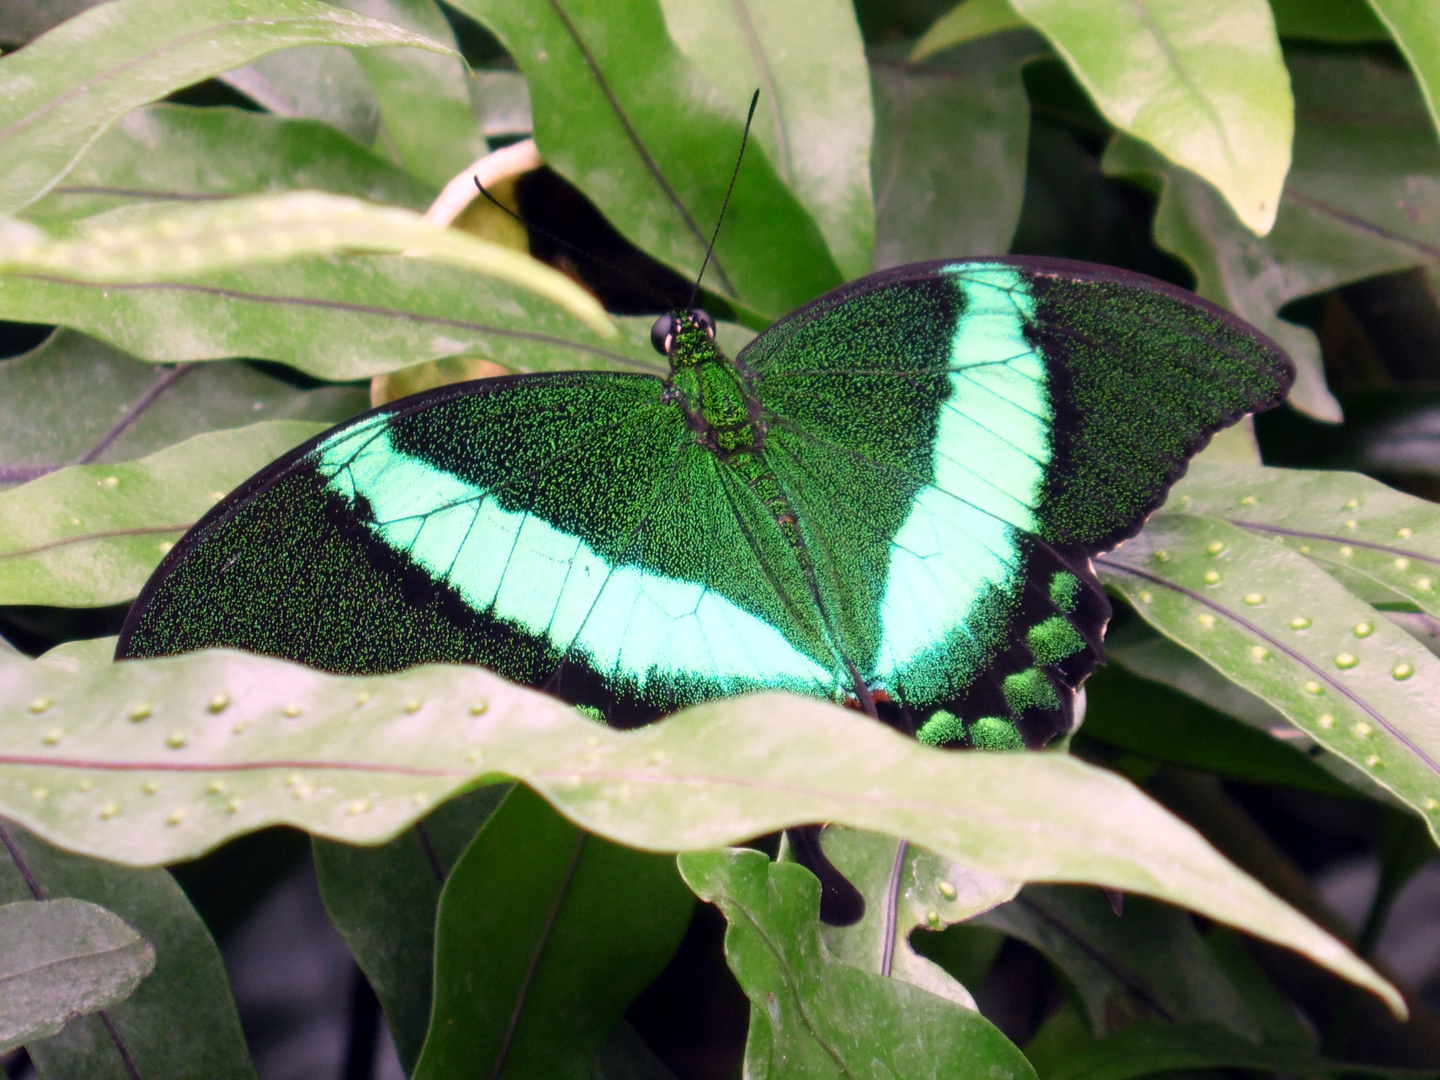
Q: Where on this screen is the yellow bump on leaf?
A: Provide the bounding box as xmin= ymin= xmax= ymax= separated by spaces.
xmin=648 ymin=751 xmax=667 ymax=767
xmin=40 ymin=727 xmax=62 ymax=745
xmin=1137 ymin=591 xmax=1153 ymax=604
xmin=1335 ymin=653 xmax=1359 ymax=669
xmin=1153 ymin=549 xmax=1172 ymax=563
xmin=1339 ymin=546 xmax=1354 ymax=557
xmin=1344 ymin=499 xmax=1360 ymax=511
xmin=1240 ymin=495 xmax=1257 ymax=506
xmin=208 ymin=780 xmax=228 ymax=795
xmin=938 ymin=880 xmax=957 ymax=900
xmin=1206 ymin=541 xmax=1226 ymax=556
xmin=1367 ymin=755 xmax=1382 ymax=767
xmin=466 ymin=750 xmax=480 ymax=763
xmin=158 ymin=541 xmax=173 ymax=554
xmin=129 ymin=704 xmax=152 ymax=722
xmin=99 ymin=802 xmax=121 ymax=820
xmin=208 ymin=693 xmax=229 ymax=713
xmin=142 ymin=781 xmax=159 ymax=795
xmin=1250 ymin=646 xmax=1269 ymax=661
xmin=1343 ymin=520 xmax=1357 ymax=530
xmin=403 ymin=699 xmax=422 ymax=714
xmin=1303 ymin=680 xmax=1323 ymax=695
xmin=1353 ymin=722 xmax=1373 ymax=737
xmin=1353 ymin=622 xmax=1374 ymax=638
xmin=1243 ymin=593 xmax=1265 ymax=605
xmin=76 ymin=779 xmax=95 ymax=793
xmin=30 ymin=788 xmax=49 ymax=802
xmin=355 ymin=691 xmax=372 ymax=706
xmin=68 ymin=517 xmax=80 ymax=526
xmin=29 ymin=697 xmax=53 ymax=714
xmin=1427 ymin=798 xmax=1440 ymax=812
xmin=231 ymin=721 xmax=248 ymax=736
xmin=926 ymin=909 xmax=941 ymax=927
xmin=166 ymin=731 xmax=187 ymax=749
xmin=227 ymin=798 xmax=242 ymax=814
xmin=1203 ymin=570 xmax=1221 ymax=584
xmin=166 ymin=809 xmax=185 ymax=827
xmin=1290 ymin=617 xmax=1311 ymax=630
xmin=1318 ymin=714 xmax=1335 ymax=729
xmin=469 ymin=700 xmax=489 ymax=715
xmin=412 ymin=793 xmax=429 ymax=807
xmin=1418 ymin=577 xmax=1435 ymax=592
xmin=1393 ymin=663 xmax=1415 ymax=681
xmin=1394 ymin=558 xmax=1411 ymax=571
xmin=102 ymin=476 xmax=119 ymax=489
xmin=345 ymin=799 xmax=371 ymax=816
xmin=281 ymin=704 xmax=302 ymax=718
xmin=1299 ymin=545 xmax=1311 ymax=554
xmin=1396 ymin=527 xmax=1413 ymax=539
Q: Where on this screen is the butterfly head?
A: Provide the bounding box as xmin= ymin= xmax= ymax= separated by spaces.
xmin=650 ymin=309 xmax=717 ymax=368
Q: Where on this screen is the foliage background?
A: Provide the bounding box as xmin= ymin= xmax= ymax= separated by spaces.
xmin=3 ymin=0 xmax=1440 ymax=1077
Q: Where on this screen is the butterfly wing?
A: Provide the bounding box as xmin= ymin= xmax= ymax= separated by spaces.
xmin=117 ymin=371 xmax=847 ymax=724
xmin=744 ymin=256 xmax=1293 ymax=746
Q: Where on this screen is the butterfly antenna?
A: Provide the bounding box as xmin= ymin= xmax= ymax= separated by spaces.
xmin=471 ymin=176 xmax=674 ymax=309
xmin=689 ymin=89 xmax=760 ymax=310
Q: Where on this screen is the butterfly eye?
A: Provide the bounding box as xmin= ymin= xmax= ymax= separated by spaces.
xmin=691 ymin=309 xmax=716 ymax=339
xmin=650 ymin=313 xmax=676 ymax=355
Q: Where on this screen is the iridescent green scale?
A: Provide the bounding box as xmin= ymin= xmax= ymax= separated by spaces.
xmin=117 ymin=257 xmax=1293 ymax=748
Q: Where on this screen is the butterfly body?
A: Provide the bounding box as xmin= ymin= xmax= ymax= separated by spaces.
xmin=118 ymin=257 xmax=1293 ymax=750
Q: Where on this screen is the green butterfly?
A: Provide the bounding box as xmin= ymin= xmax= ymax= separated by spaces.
xmin=118 ymin=256 xmax=1292 ymax=757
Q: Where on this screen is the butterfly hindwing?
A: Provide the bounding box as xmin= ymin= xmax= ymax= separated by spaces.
xmin=743 ymin=257 xmax=1292 ymax=745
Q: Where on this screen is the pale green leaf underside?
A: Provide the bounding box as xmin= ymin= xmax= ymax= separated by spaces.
xmin=910 ymin=0 xmax=1029 ymax=60
xmin=0 ymin=897 xmax=155 ymax=1055
xmin=1 ymin=192 xmax=612 ymax=335
xmin=1008 ymin=0 xmax=1294 ymax=235
xmin=0 ymin=422 xmax=328 ymax=608
xmin=1099 ymin=507 xmax=1440 ymax=843
xmin=1366 ymin=0 xmax=1440 ymax=145
xmin=0 ymin=639 xmax=1400 ymax=1013
xmin=0 ymin=0 xmax=457 ymax=214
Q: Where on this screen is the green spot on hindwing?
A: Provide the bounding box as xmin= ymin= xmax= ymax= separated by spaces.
xmin=1049 ymin=571 xmax=1080 ymax=613
xmin=917 ymin=709 xmax=966 ymax=747
xmin=1026 ymin=615 xmax=1085 ymax=666
xmin=968 ymin=716 xmax=1025 ymax=751
xmin=1002 ymin=667 xmax=1059 ymax=713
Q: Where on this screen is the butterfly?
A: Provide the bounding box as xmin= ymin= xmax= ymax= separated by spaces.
xmin=117 ymin=255 xmax=1293 ymax=757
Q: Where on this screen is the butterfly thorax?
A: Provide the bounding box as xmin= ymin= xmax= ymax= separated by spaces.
xmin=660 ymin=312 xmax=766 ymax=459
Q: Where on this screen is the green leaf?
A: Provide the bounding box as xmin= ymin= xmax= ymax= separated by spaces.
xmin=1 ymin=191 xmax=612 ymax=333
xmin=0 ymin=897 xmax=154 ymax=1054
xmin=0 ymin=821 xmax=253 ymax=1079
xmin=910 ymin=0 xmax=1029 ymax=59
xmin=447 ymin=0 xmax=845 ymax=319
xmin=0 ymin=640 xmax=1402 ymax=1011
xmin=979 ymin=886 xmax=1309 ymax=1041
xmin=20 ymin=103 xmax=434 ymax=232
xmin=0 ymin=0 xmax=458 ymax=214
xmin=473 ymin=69 xmax=533 ymax=138
xmin=1103 ymin=49 xmax=1440 ymax=421
xmin=338 ymin=0 xmax=490 ymax=189
xmin=1006 ymin=0 xmax=1293 ymax=235
xmin=870 ymin=35 xmax=1034 ymax=269
xmin=1081 ymin=662 xmax=1360 ymax=797
xmin=1270 ymin=0 xmax=1391 ymax=41
xmin=0 ymin=421 xmax=327 ymax=607
xmin=655 ymin=0 xmax=874 ymax=282
xmin=413 ymin=784 xmax=693 ymax=1079
xmin=0 ymin=330 xmax=365 ymax=486
xmin=1040 ymin=1018 xmax=1427 ymax=1080
xmin=678 ymin=848 xmax=1037 ymax=1080
xmin=1097 ymin=508 xmax=1440 ymax=841
xmin=814 ymin=826 xmax=1017 ymax=1007
xmin=0 ymin=258 xmax=655 ymax=382
xmin=312 ymin=785 xmax=507 ymax=1074
xmin=220 ymin=45 xmax=381 ymax=145
xmin=1367 ymin=1 xmax=1440 ymax=145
